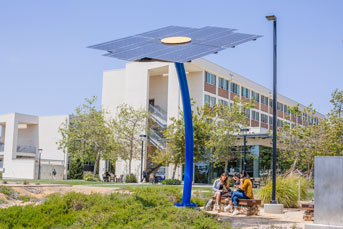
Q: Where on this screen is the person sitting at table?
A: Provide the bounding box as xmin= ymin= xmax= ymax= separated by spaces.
xmin=212 ymin=173 xmax=231 ymax=211
xmin=226 ymin=170 xmax=254 ymax=215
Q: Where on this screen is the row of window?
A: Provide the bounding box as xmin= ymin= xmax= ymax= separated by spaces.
xmin=205 ymin=72 xmax=319 ymax=124
xmin=204 ymin=95 xmax=319 ymax=127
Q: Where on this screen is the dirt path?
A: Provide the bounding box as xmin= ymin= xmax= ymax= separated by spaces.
xmin=0 ymin=184 xmax=121 ymax=208
xmin=205 ymin=208 xmax=311 ymax=228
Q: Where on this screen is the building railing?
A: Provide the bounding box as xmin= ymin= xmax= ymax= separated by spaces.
xmin=16 ymin=145 xmax=37 ymax=154
xmin=149 ymin=104 xmax=167 ymax=128
xmin=148 ymin=128 xmax=166 ymax=150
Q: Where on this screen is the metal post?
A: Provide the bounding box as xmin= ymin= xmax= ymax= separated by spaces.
xmin=139 ymin=134 xmax=146 ymax=183
xmin=140 ymin=139 xmax=144 ymax=182
xmin=38 ymin=148 xmax=42 ymax=180
xmin=174 ymin=62 xmax=196 ymax=207
xmin=271 ymin=18 xmax=278 ymax=204
xmin=243 ymin=134 xmax=247 ymax=171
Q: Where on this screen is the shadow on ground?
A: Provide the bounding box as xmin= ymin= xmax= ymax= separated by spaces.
xmin=219 ymin=215 xmax=296 ymax=228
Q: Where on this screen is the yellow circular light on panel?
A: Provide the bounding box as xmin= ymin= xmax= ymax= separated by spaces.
xmin=161 ymin=36 xmax=192 ymax=45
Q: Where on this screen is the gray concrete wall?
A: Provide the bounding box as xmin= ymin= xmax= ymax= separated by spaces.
xmin=314 ymin=156 xmax=343 ymax=226
xmin=35 ymin=164 xmax=64 ymax=180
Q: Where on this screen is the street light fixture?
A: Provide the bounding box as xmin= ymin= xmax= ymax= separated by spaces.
xmin=240 ymin=128 xmax=249 ymax=172
xmin=139 ymin=134 xmax=147 ymax=182
xmin=38 ymin=148 xmax=43 ymax=180
xmin=266 ymin=15 xmax=278 ymax=204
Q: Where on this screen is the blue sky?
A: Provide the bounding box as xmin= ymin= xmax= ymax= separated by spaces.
xmin=1 ymin=0 xmax=342 ymax=116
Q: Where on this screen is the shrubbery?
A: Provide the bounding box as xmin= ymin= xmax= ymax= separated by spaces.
xmin=0 ymin=187 xmax=228 ymax=228
xmin=258 ymin=176 xmax=309 ymax=208
xmin=162 ymin=179 xmax=181 ymax=185
xmin=0 ymin=186 xmax=15 ymax=198
xmin=82 ymin=172 xmax=99 ymax=181
xmin=125 ymin=174 xmax=137 ymax=183
xmin=69 ymin=158 xmax=84 ymax=179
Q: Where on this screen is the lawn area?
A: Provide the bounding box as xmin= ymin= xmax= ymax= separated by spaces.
xmin=0 ymin=186 xmax=229 ymax=228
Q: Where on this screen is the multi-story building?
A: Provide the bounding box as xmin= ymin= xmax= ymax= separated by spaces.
xmin=0 ymin=113 xmax=69 ymax=179
xmin=101 ymin=58 xmax=325 ymax=183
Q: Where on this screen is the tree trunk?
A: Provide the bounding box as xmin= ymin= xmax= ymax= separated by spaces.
xmin=289 ymin=151 xmax=299 ymax=176
xmin=93 ymin=151 xmax=100 ymax=177
xmin=128 ymin=152 xmax=132 ymax=174
xmin=172 ymin=163 xmax=178 ymax=179
xmin=224 ymin=160 xmax=229 ymax=174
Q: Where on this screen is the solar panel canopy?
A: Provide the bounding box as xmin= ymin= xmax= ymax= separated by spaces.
xmin=88 ymin=26 xmax=261 ymax=63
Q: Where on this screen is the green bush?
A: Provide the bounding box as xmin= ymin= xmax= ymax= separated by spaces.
xmin=125 ymin=174 xmax=137 ymax=183
xmin=258 ymin=176 xmax=309 ymax=208
xmin=82 ymin=172 xmax=99 ymax=181
xmin=69 ymin=158 xmax=84 ymax=179
xmin=23 ymin=180 xmax=29 ymax=185
xmin=0 ymin=186 xmax=15 ymax=198
xmin=161 ymin=179 xmax=181 ymax=185
xmin=0 ymin=171 xmax=2 ymax=179
xmin=18 ymin=195 xmax=30 ymax=202
xmin=0 ymin=187 xmax=229 ymax=228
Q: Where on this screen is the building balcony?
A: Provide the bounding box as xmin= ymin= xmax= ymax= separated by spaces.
xmin=17 ymin=145 xmax=37 ymax=154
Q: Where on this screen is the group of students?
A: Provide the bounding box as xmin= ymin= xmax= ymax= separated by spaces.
xmin=212 ymin=170 xmax=254 ymax=215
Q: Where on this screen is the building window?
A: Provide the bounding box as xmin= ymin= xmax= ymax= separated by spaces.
xmin=243 ymin=108 xmax=250 ymax=119
xmin=252 ymin=91 xmax=260 ymax=103
xmin=277 ymin=119 xmax=283 ymax=127
xmin=303 ymin=112 xmax=307 ymax=121
xmin=218 ymin=99 xmax=228 ymax=106
xmin=218 ymin=78 xmax=229 ymax=90
xmin=204 ymin=94 xmax=216 ymax=107
xmin=205 ymin=72 xmax=216 ymax=86
xmin=269 ymin=116 xmax=273 ymax=125
xmin=314 ymin=117 xmax=318 ymax=125
xmin=252 ymin=110 xmax=259 ymax=121
xmin=277 ymin=102 xmax=284 ymax=111
xmin=230 ymin=82 xmax=240 ymax=95
xmin=261 ymin=114 xmax=268 ymax=124
xmin=261 ymin=95 xmax=268 ymax=106
xmin=270 ymin=99 xmax=273 ymax=108
xmin=284 ymin=105 xmax=288 ymax=114
xmin=241 ymin=87 xmax=250 ymax=99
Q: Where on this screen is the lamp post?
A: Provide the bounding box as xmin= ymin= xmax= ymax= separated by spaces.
xmin=240 ymin=128 xmax=249 ymax=172
xmin=266 ymin=15 xmax=278 ymax=204
xmin=38 ymin=148 xmax=43 ymax=180
xmin=139 ymin=134 xmax=146 ymax=182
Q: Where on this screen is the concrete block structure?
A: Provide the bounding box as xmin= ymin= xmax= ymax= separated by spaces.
xmin=100 ymin=58 xmax=325 ymax=183
xmin=0 ymin=113 xmax=69 ymax=180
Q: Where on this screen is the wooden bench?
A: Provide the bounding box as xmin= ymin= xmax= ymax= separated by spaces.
xmin=211 ymin=196 xmax=261 ymax=215
xmin=302 ymin=203 xmax=314 ymax=221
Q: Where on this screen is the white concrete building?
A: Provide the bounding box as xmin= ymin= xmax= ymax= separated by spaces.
xmin=0 ymin=113 xmax=69 ymax=180
xmin=101 ymin=58 xmax=325 ymax=183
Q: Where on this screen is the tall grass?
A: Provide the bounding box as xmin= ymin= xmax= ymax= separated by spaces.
xmin=258 ymin=176 xmax=309 ymax=208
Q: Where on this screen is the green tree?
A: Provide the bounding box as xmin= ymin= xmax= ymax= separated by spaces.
xmin=58 ymin=96 xmax=118 ymax=177
xmin=152 ymin=102 xmax=212 ymax=179
xmin=112 ymin=104 xmax=148 ymax=174
xmin=68 ymin=158 xmax=84 ymax=179
xmin=208 ymin=97 xmax=253 ymax=172
xmin=330 ymin=88 xmax=343 ymax=117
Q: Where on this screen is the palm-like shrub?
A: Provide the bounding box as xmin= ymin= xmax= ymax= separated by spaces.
xmin=258 ymin=176 xmax=309 ymax=208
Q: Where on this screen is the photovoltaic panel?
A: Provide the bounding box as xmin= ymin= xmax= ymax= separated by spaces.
xmin=88 ymin=26 xmax=261 ymax=63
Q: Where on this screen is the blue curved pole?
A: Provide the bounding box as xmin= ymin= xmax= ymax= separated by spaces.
xmin=174 ymin=62 xmax=196 ymax=207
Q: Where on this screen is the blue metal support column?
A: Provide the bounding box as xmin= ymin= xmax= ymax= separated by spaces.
xmin=174 ymin=62 xmax=196 ymax=207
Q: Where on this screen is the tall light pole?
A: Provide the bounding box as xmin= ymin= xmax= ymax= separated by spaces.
xmin=266 ymin=15 xmax=277 ymax=204
xmin=240 ymin=128 xmax=249 ymax=172
xmin=139 ymin=134 xmax=146 ymax=182
xmin=38 ymin=148 xmax=43 ymax=180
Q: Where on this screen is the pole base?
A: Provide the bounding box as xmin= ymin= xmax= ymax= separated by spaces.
xmin=270 ymin=200 xmax=278 ymax=204
xmin=174 ymin=202 xmax=197 ymax=208
xmin=264 ymin=203 xmax=284 ymax=214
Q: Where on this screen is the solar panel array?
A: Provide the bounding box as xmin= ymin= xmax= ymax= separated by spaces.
xmin=88 ymin=26 xmax=261 ymax=63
